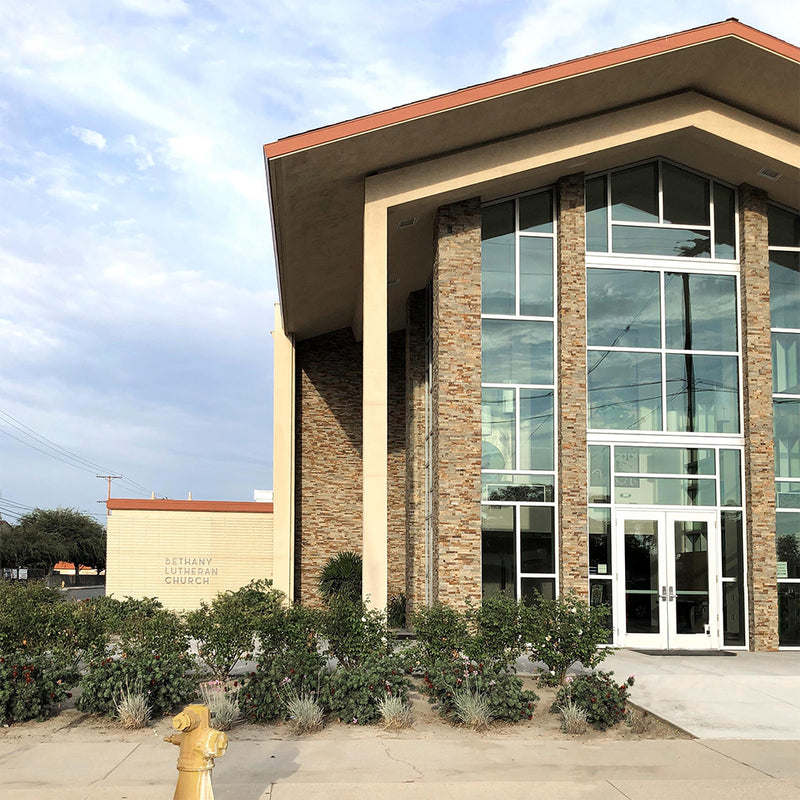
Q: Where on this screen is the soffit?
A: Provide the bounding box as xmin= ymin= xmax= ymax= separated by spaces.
xmin=267 ymin=27 xmax=800 ymax=340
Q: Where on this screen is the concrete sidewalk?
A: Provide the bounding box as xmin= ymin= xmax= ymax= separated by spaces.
xmin=602 ymin=648 xmax=800 ymax=739
xmin=2 ymin=733 xmax=800 ymax=799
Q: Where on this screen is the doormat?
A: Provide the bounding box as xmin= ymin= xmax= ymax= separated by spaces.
xmin=631 ymin=649 xmax=737 ymax=657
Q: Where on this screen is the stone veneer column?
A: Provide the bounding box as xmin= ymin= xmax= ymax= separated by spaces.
xmin=387 ymin=331 xmax=407 ymax=602
xmin=405 ymin=290 xmax=428 ymax=617
xmin=557 ymin=174 xmax=589 ymax=597
xmin=739 ymin=183 xmax=779 ymax=651
xmin=432 ymin=199 xmax=483 ymax=608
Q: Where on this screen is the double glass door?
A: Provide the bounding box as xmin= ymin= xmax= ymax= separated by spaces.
xmin=615 ymin=509 xmax=719 ymax=649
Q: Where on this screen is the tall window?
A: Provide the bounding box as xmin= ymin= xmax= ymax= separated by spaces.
xmin=770 ymin=203 xmax=800 ymax=648
xmin=481 ymin=189 xmax=557 ymax=601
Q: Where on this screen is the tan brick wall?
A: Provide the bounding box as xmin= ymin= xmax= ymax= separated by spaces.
xmin=295 ymin=329 xmax=363 ymax=606
xmin=387 ymin=330 xmax=407 ymax=602
xmin=405 ymin=289 xmax=428 ymax=616
xmin=432 ymin=199 xmax=483 ymax=608
xmin=739 ymin=183 xmax=779 ymax=651
xmin=557 ymin=174 xmax=589 ymax=597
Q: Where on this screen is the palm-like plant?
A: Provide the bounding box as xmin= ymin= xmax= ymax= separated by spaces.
xmin=318 ymin=551 xmax=362 ymax=604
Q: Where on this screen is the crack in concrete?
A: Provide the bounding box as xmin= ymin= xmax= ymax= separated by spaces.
xmin=696 ymin=740 xmax=777 ymax=780
xmin=381 ymin=740 xmax=423 ymax=782
xmin=91 ymin=742 xmax=141 ymax=785
xmin=606 ymin=778 xmax=634 ymax=798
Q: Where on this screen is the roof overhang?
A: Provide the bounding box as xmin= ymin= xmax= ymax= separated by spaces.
xmin=265 ymin=20 xmax=800 ymax=341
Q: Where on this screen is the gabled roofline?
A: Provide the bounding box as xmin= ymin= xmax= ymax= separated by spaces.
xmin=263 ymin=19 xmax=800 ymax=160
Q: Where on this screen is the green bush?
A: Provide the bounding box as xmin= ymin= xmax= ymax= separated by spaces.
xmin=420 ymin=656 xmax=538 ymax=723
xmin=239 ymin=649 xmax=326 ymax=723
xmin=318 ymin=551 xmax=362 ymax=604
xmin=0 ymin=655 xmax=73 ymax=724
xmin=466 ymin=593 xmax=525 ymax=667
xmin=116 ymin=601 xmax=189 ymax=659
xmin=322 ymin=653 xmax=410 ymax=725
xmin=187 ymin=579 xmax=283 ymax=679
xmin=524 ymin=591 xmax=611 ymax=684
xmin=320 ymin=598 xmax=388 ymax=668
xmin=387 ymin=593 xmax=407 ymax=629
xmin=551 ymin=671 xmax=634 ymax=730
xmin=78 ymin=652 xmax=196 ymax=718
xmin=411 ymin=602 xmax=468 ymax=663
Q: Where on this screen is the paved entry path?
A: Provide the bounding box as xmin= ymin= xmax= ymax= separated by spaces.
xmin=603 ymin=648 xmax=800 ymax=738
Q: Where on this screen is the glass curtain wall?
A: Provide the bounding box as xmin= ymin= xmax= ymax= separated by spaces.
xmin=481 ymin=189 xmax=557 ymax=601
xmin=770 ymin=203 xmax=800 ymax=647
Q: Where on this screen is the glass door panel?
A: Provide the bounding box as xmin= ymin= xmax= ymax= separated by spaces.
xmin=624 ymin=519 xmax=661 ymax=634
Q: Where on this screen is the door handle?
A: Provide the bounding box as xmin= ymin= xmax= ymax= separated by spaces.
xmin=668 ymin=586 xmax=674 ymax=602
xmin=660 ymin=585 xmax=667 ymax=601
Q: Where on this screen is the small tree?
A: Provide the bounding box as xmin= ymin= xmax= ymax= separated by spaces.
xmin=524 ymin=590 xmax=611 ymax=685
xmin=318 ymin=551 xmax=362 ymax=604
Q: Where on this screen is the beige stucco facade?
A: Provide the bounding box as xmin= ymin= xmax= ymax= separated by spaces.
xmin=106 ymin=499 xmax=274 ymax=611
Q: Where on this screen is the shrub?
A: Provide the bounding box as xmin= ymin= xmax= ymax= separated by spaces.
xmin=558 ymin=698 xmax=588 ymax=734
xmin=285 ymin=691 xmax=324 ymax=734
xmin=239 ymin=649 xmax=326 ymax=723
xmin=322 ymin=652 xmax=410 ymax=725
xmin=257 ymin=603 xmax=321 ymax=661
xmin=452 ymin=687 xmax=491 ymax=730
xmin=377 ymin=694 xmax=413 ymax=729
xmin=187 ymin=579 xmax=283 ymax=679
xmin=524 ymin=591 xmax=611 ymax=685
xmin=320 ymin=598 xmax=388 ymax=668
xmin=318 ymin=551 xmax=362 ymax=604
xmin=411 ymin=603 xmax=469 ymax=663
xmin=466 ymin=593 xmax=525 ymax=667
xmin=421 ymin=657 xmax=538 ymax=723
xmin=0 ymin=655 xmax=73 ymax=724
xmin=115 ymin=682 xmax=151 ymax=729
xmin=551 ymin=671 xmax=635 ymax=730
xmin=117 ymin=602 xmax=189 ymax=660
xmin=199 ymin=681 xmax=241 ymax=730
xmin=78 ymin=652 xmax=196 ymax=718
xmin=387 ymin=593 xmax=407 ymax=629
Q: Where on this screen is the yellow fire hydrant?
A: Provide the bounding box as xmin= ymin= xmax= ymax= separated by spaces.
xmin=165 ymin=704 xmax=228 ymax=800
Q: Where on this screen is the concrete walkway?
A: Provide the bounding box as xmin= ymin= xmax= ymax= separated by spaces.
xmin=602 ymin=648 xmax=800 ymax=739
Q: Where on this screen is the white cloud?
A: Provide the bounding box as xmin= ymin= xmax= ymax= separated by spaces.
xmin=166 ymin=133 xmax=214 ymax=165
xmin=68 ymin=125 xmax=107 ymax=150
xmin=119 ymin=0 xmax=191 ymax=18
xmin=223 ymin=170 xmax=264 ymax=202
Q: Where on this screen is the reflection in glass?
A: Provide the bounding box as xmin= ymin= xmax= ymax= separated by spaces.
xmin=482 ymin=319 xmax=554 ymax=385
xmin=624 ymin=520 xmax=659 ymax=634
xmin=589 ymin=508 xmax=611 ymax=575
xmin=774 ymin=399 xmax=800 ymax=478
xmin=612 ymin=225 xmax=711 ymax=258
xmin=611 ymin=163 xmax=658 ymax=222
xmin=519 ymin=190 xmax=553 ymax=233
xmin=481 ymin=388 xmax=515 ymax=471
xmin=662 ymin=163 xmax=709 ymax=226
xmin=723 ymin=581 xmax=745 ymax=646
xmin=481 ymin=473 xmax=555 ymax=502
xmin=590 ymin=579 xmax=613 ymax=644
xmin=666 ymin=354 xmax=739 ymax=434
xmin=520 ymin=507 xmax=555 ymax=573
xmin=719 ymin=450 xmax=742 ymax=507
xmin=772 ymin=332 xmax=800 ymax=395
xmin=521 ymin=577 xmax=555 ymax=603
xmin=588 ymin=445 xmax=611 ymax=503
xmin=776 ymin=513 xmax=800 ymax=579
xmin=588 ymin=350 xmax=662 ymax=430
xmin=673 ymin=520 xmax=709 ymax=635
xmin=481 ymin=201 xmax=515 ymax=315
xmin=586 ymin=176 xmax=608 ymax=252
xmin=664 ymin=272 xmax=737 ymax=352
xmin=768 ymin=205 xmax=800 ymax=248
xmin=714 ymin=184 xmax=736 ymax=260
xmin=721 ymin=511 xmax=743 ymax=580
xmin=519 ymin=237 xmax=553 ymax=317
xmin=481 ymin=506 xmax=516 ymax=598
xmin=778 ymin=584 xmax=800 ymax=647
xmin=776 ymin=482 xmax=800 ymax=509
xmin=614 ymin=446 xmax=715 ymax=475
xmin=770 ymin=252 xmax=800 ymax=331
xmin=615 ymin=477 xmax=716 ymax=506
xmin=519 ymin=390 xmax=554 ymax=470
xmin=587 ymin=269 xmax=661 ymax=348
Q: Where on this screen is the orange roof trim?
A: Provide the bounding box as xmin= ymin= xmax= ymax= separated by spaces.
xmin=263 ymin=20 xmax=800 ymax=160
xmin=107 ymin=499 xmax=273 ymax=513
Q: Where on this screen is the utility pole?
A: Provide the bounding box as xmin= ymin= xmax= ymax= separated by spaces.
xmin=97 ymin=475 xmax=122 ymax=501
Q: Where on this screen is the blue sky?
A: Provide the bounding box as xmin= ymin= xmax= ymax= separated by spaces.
xmin=0 ymin=0 xmax=797 ymax=524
